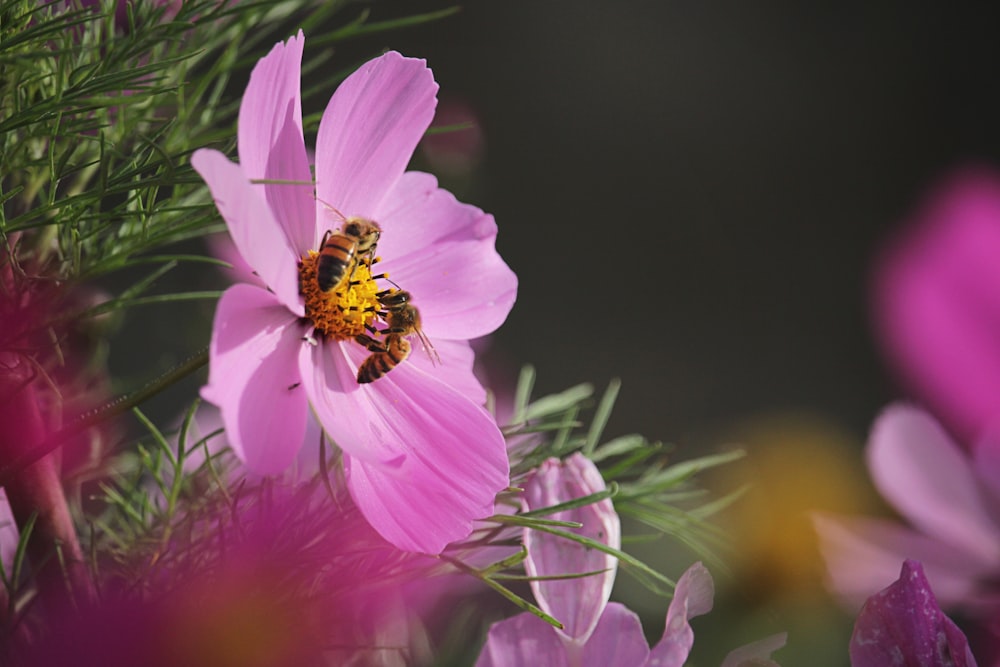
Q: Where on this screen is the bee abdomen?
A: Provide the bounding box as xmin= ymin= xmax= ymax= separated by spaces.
xmin=316 ymin=237 xmax=356 ymax=291
xmin=357 ymin=337 xmax=411 ymax=383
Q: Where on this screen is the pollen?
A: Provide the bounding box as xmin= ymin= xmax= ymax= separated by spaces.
xmin=298 ymin=251 xmax=381 ymax=339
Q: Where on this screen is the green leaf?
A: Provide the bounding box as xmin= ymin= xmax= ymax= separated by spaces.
xmin=583 ymin=378 xmax=621 ymax=455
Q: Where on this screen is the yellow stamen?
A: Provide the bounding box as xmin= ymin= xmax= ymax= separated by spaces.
xmin=298 ymin=252 xmax=381 ymax=339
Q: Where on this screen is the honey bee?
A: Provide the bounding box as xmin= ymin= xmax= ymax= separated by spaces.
xmin=316 ymin=216 xmax=382 ymax=293
xmin=355 ymin=290 xmax=439 ymax=384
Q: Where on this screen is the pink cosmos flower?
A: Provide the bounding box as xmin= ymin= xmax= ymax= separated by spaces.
xmin=476 ymin=454 xmax=785 ymax=667
xmin=872 ymin=166 xmax=1000 ymax=445
xmin=190 ymin=32 xmax=517 ymax=554
xmin=814 ymin=404 xmax=1000 ymax=662
xmin=814 ymin=404 xmax=1000 ymax=612
xmin=850 ymin=559 xmax=978 ymax=667
xmin=522 ymin=453 xmax=622 ymax=650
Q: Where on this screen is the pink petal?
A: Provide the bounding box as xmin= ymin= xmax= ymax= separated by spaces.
xmin=190 ymin=149 xmax=303 ymax=315
xmin=813 ymin=512 xmax=991 ymax=611
xmin=406 ymin=337 xmax=487 ymax=406
xmin=972 ymin=434 xmax=1000 ymax=521
xmin=0 ymin=490 xmax=18 ymax=575
xmin=523 ymin=454 xmax=621 ymax=644
xmin=866 ymin=404 xmax=1000 ymax=564
xmin=719 ymin=633 xmax=787 ymax=667
xmin=200 ymin=284 xmax=309 ymax=474
xmin=314 ymin=52 xmax=437 ymax=220
xmin=872 ymin=167 xmax=1000 ymax=444
xmin=184 ymin=403 xmax=323 ymax=484
xmin=300 ymin=341 xmax=508 ymax=554
xmin=373 ymin=171 xmax=479 ymax=256
xmin=849 ymin=560 xmax=978 ymax=667
xmin=206 ymin=232 xmax=264 ymax=288
xmin=297 ymin=341 xmax=407 ymax=465
xmin=645 ymin=562 xmax=714 ymax=667
xmin=580 ymin=603 xmax=651 ymax=667
xmin=237 ymin=31 xmax=315 ymax=254
xmin=375 ymin=171 xmax=518 ymax=340
xmin=475 ymin=613 xmax=570 ymax=667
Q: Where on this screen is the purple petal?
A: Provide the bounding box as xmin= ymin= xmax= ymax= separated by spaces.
xmin=813 ymin=512 xmax=990 ymax=610
xmin=580 ymin=603 xmax=651 ymax=667
xmin=237 ymin=31 xmax=315 ymax=254
xmin=300 ymin=341 xmax=508 ymax=553
xmin=475 ymin=613 xmax=570 ymax=667
xmin=866 ymin=404 xmax=1000 ymax=564
xmin=375 ymin=171 xmax=518 ymax=341
xmin=720 ymin=633 xmax=787 ymax=667
xmin=314 ymin=51 xmax=437 ymax=220
xmin=190 ymin=149 xmax=303 ymax=315
xmin=523 ymin=454 xmax=621 ymax=644
xmin=872 ymin=167 xmax=1000 ymax=443
xmin=645 ymin=562 xmax=714 ymax=667
xmin=849 ymin=560 xmax=978 ymax=667
xmin=200 ymin=284 xmax=308 ymax=474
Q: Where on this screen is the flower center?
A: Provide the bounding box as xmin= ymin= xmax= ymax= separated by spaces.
xmin=298 ymin=251 xmax=381 ymax=340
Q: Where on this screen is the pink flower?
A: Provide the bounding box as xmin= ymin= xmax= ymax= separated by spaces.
xmin=815 ymin=404 xmax=1000 ymax=613
xmin=522 ymin=454 xmax=621 ymax=648
xmin=476 ymin=563 xmax=715 ymax=667
xmin=11 ymin=482 xmax=446 ymax=666
xmin=872 ymin=167 xmax=1000 ymax=445
xmin=476 ymin=454 xmax=785 ymax=667
xmin=190 ymin=32 xmax=517 ymax=554
xmin=850 ymin=560 xmax=978 ymax=667
xmin=815 ymin=404 xmax=1000 ymax=661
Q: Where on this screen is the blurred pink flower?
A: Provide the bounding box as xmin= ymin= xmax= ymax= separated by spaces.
xmin=850 ymin=559 xmax=978 ymax=667
xmin=0 ymin=491 xmax=16 ymax=572
xmin=815 ymin=404 xmax=1000 ymax=662
xmin=872 ymin=167 xmax=1000 ymax=445
xmin=11 ymin=482 xmax=445 ymax=666
xmin=815 ymin=404 xmax=1000 ymax=612
xmin=420 ymin=96 xmax=486 ymax=176
xmin=191 ymin=32 xmax=517 ymax=554
xmin=477 ymin=454 xmax=785 ymax=667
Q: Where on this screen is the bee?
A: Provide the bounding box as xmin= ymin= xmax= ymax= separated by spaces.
xmin=316 ymin=216 xmax=382 ymax=293
xmin=355 ymin=290 xmax=439 ymax=384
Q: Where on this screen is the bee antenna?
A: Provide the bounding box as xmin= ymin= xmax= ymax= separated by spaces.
xmin=316 ymin=197 xmax=347 ymax=223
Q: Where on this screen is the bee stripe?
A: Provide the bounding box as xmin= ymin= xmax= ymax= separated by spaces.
xmin=317 ymin=238 xmax=358 ymax=291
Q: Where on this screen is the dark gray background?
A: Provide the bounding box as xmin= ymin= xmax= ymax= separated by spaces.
xmin=350 ymin=2 xmax=1000 ymax=451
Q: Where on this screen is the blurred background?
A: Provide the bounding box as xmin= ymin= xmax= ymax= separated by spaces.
xmin=353 ymin=1 xmax=1000 ymax=444
xmin=336 ymin=3 xmax=1000 ymax=665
